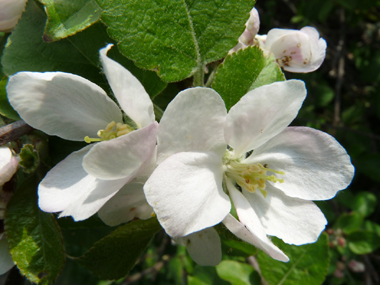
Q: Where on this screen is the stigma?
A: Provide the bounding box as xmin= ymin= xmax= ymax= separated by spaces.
xmin=84 ymin=121 xmax=134 ymax=143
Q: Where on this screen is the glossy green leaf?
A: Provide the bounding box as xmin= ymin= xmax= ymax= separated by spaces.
xmin=257 ymin=233 xmax=330 ymax=285
xmin=216 ymin=260 xmax=260 ymax=285
xmin=97 ymin=0 xmax=255 ymax=82
xmin=77 ymin=218 xmax=162 ymax=280
xmin=352 ymin=191 xmax=377 ymax=217
xmin=1 ymin=0 xmax=166 ymax=97
xmin=334 ymin=212 xmax=363 ymax=234
xmin=347 ymin=230 xmax=380 ymax=255
xmin=40 ymin=0 xmax=101 ymax=42
xmin=212 ymin=46 xmax=285 ymax=110
xmin=4 ymin=176 xmax=65 ymax=285
xmin=0 ymin=77 xmax=20 ymax=120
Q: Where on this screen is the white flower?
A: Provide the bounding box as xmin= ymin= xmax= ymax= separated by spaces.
xmin=144 ymin=81 xmax=354 ymax=265
xmin=257 ymin=27 xmax=327 ymax=73
xmin=7 ymin=44 xmax=158 ymax=221
xmin=0 ymin=0 xmax=27 ymax=32
xmin=0 ymin=146 xmax=18 ymax=187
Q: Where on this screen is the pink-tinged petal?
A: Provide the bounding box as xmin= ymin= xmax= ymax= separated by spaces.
xmin=175 ymin=227 xmax=222 ymax=266
xmin=0 ymin=0 xmax=27 ymax=32
xmin=144 ymin=151 xmax=230 ymax=237
xmin=157 ymin=87 xmax=227 ymax=164
xmin=100 ymin=45 xmax=155 ymax=128
xmin=243 ymin=185 xmax=327 ymax=245
xmin=7 ymin=72 xmax=122 ymax=141
xmin=0 ymin=146 xmax=18 ymax=186
xmin=0 ymin=238 xmax=14 ymax=274
xmin=38 ymin=145 xmax=128 ymax=221
xmin=223 ymin=213 xmax=288 ymax=262
xmin=98 ymin=182 xmax=153 ymax=226
xmin=225 ymin=80 xmax=306 ymax=157
xmin=83 ymin=122 xmax=158 ymax=180
xmin=245 ymin=127 xmax=355 ymax=200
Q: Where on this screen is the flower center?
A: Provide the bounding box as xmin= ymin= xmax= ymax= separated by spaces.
xmin=84 ymin=121 xmax=134 ymax=143
xmin=224 ymin=154 xmax=285 ymax=198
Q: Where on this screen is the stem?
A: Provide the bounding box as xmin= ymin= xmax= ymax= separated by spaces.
xmin=0 ymin=121 xmax=34 ymax=146
xmin=193 ymin=64 xmax=205 ymax=87
xmin=205 ymin=67 xmax=217 ymax=87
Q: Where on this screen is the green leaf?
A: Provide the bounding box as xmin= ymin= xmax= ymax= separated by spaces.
xmin=347 ymin=230 xmax=380 ymax=255
xmin=212 ymin=47 xmax=285 ymax=110
xmin=0 ymin=77 xmax=20 ymax=120
xmin=221 ymin=238 xmax=257 ymax=258
xmin=334 ymin=212 xmax=363 ymax=235
xmin=216 ymin=260 xmax=260 ymax=285
xmin=355 ymin=153 xmax=380 ymax=182
xmin=363 ymin=221 xmax=380 ymax=236
xmin=40 ymin=0 xmax=102 ymax=42
xmin=1 ymin=0 xmax=166 ymax=97
xmin=77 ymin=218 xmax=162 ymax=280
xmin=352 ymin=191 xmax=377 ymax=217
xmin=4 ymin=176 xmax=65 ymax=285
xmin=188 ymin=266 xmax=229 ymax=285
xmin=257 ymin=233 xmax=330 ymax=285
xmin=97 ymin=0 xmax=255 ymax=82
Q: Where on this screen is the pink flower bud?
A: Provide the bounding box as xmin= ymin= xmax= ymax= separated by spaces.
xmin=348 ymin=260 xmax=365 ymax=273
xmin=239 ymin=8 xmax=260 ymax=46
xmin=0 ymin=0 xmax=28 ymax=32
xmin=0 ymin=147 xmax=18 ymax=186
xmin=262 ymin=27 xmax=327 ymax=73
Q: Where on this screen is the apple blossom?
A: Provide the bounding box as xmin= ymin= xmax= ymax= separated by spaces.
xmin=0 ymin=0 xmax=28 ymax=32
xmin=7 ymin=44 xmax=158 ymax=221
xmin=229 ymin=7 xmax=260 ymax=54
xmin=257 ymin=27 xmax=327 ymax=73
xmin=0 ymin=146 xmax=18 ymax=274
xmin=144 ymin=81 xmax=354 ymax=265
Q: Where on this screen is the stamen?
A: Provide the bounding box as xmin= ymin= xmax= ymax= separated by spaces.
xmin=84 ymin=121 xmax=134 ymax=143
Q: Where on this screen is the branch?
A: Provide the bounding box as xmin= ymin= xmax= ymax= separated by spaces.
xmin=0 ymin=121 xmax=34 ymax=146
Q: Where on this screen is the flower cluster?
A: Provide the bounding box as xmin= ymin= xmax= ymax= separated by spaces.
xmin=231 ymin=8 xmax=327 ymax=73
xmin=4 ymin=6 xmax=354 ymax=270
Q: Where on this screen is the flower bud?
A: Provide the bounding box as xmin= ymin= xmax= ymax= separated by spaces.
xmin=239 ymin=8 xmax=260 ymax=46
xmin=0 ymin=146 xmax=18 ymax=186
xmin=259 ymin=27 xmax=327 ymax=73
xmin=0 ymin=0 xmax=28 ymax=32
xmin=348 ymin=260 xmax=365 ymax=273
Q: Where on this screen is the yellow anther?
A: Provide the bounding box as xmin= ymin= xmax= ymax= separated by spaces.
xmin=84 ymin=121 xmax=133 ymax=143
xmin=106 ymin=121 xmax=116 ymax=131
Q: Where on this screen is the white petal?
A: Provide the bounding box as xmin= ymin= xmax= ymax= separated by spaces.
xmin=0 ymin=147 xmax=18 ymax=186
xmin=157 ymin=87 xmax=227 ymax=164
xmin=7 ymin=72 xmax=122 ymax=141
xmin=225 ymin=80 xmax=306 ymax=157
xmin=264 ymin=28 xmax=299 ymax=50
xmin=100 ymin=45 xmax=155 ymax=128
xmin=175 ymin=227 xmax=222 ymax=266
xmin=0 ymin=238 xmax=14 ymax=275
xmin=0 ymin=0 xmax=27 ymax=32
xmin=98 ymin=182 xmax=153 ymax=226
xmin=83 ymin=122 xmax=158 ymax=180
xmin=58 ymin=178 xmax=128 ymax=221
xmin=144 ymin=151 xmax=230 ymax=237
xmin=245 ymin=127 xmax=355 ymax=200
xmin=222 ymin=213 xmax=288 ymax=262
xmin=243 ymin=185 xmax=327 ymax=245
xmin=38 ymin=145 xmax=128 ymax=220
